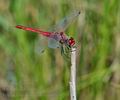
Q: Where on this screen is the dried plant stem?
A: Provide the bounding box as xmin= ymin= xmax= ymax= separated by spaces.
xmin=70 ymin=47 xmax=77 ymax=100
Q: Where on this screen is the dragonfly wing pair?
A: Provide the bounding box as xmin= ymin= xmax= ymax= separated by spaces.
xmin=47 ymin=11 xmax=80 ymax=49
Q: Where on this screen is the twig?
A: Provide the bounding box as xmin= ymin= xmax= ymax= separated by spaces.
xmin=70 ymin=47 xmax=77 ymax=100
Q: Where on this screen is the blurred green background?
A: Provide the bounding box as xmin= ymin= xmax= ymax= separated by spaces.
xmin=0 ymin=0 xmax=120 ymax=100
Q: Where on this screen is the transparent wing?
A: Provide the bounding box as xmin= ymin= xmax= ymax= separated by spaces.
xmin=48 ymin=38 xmax=60 ymax=49
xmin=51 ymin=10 xmax=80 ymax=32
xmin=34 ymin=36 xmax=48 ymax=55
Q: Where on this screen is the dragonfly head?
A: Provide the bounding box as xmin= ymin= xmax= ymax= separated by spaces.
xmin=68 ymin=37 xmax=75 ymax=47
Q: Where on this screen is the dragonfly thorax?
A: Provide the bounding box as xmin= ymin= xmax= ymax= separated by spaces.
xmin=55 ymin=32 xmax=75 ymax=47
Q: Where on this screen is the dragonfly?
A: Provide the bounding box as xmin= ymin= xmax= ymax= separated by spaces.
xmin=16 ymin=11 xmax=80 ymax=56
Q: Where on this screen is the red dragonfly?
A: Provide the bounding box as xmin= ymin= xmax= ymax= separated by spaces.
xmin=16 ymin=11 xmax=80 ymax=56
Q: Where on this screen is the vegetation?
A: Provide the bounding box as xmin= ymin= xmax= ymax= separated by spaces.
xmin=0 ymin=0 xmax=119 ymax=100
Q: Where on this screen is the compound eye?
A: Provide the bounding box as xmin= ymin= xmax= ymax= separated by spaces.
xmin=68 ymin=37 xmax=75 ymax=46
